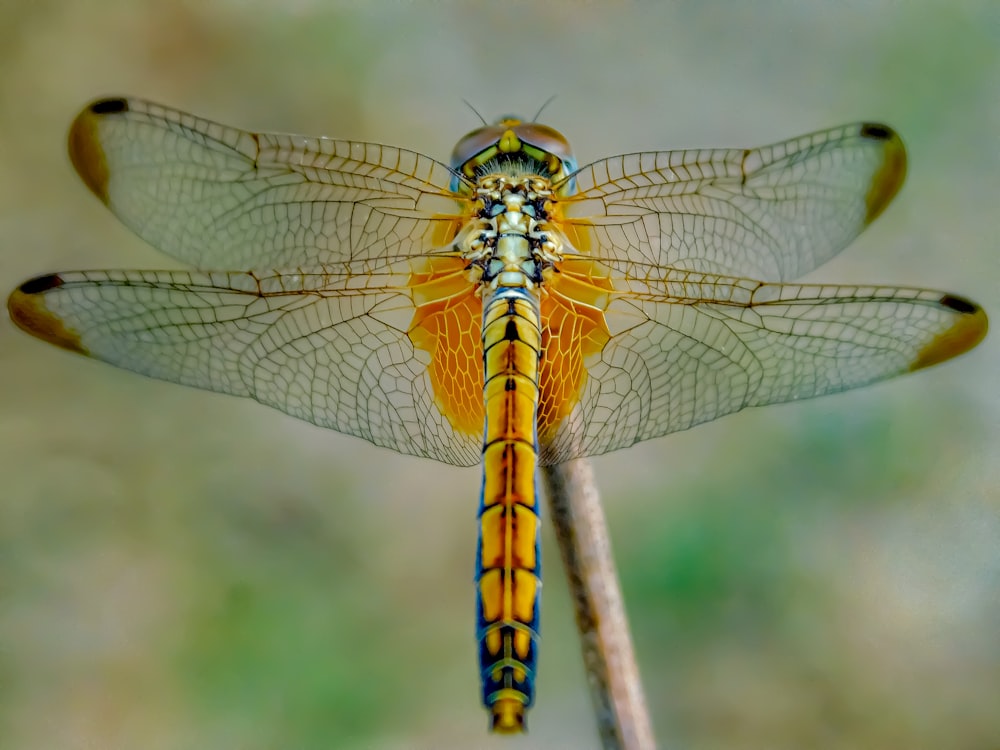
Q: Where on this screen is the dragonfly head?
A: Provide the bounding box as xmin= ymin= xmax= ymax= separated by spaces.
xmin=450 ymin=117 xmax=578 ymax=186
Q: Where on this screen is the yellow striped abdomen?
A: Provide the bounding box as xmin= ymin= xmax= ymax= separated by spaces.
xmin=476 ymin=287 xmax=543 ymax=732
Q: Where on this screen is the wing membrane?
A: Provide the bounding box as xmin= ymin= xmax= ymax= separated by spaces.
xmin=8 ymin=268 xmax=481 ymax=467
xmin=541 ymin=272 xmax=986 ymax=463
xmin=69 ymin=97 xmax=471 ymax=269
xmin=12 ymin=100 xmax=986 ymax=469
xmin=559 ymin=122 xmax=905 ymax=280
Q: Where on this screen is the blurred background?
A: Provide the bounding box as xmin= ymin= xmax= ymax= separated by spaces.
xmin=0 ymin=2 xmax=997 ymax=749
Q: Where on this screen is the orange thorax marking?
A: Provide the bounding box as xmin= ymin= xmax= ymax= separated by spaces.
xmin=407 ymin=255 xmax=614 ymax=441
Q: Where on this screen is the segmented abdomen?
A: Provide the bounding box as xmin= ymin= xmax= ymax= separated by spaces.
xmin=476 ymin=287 xmax=543 ymax=732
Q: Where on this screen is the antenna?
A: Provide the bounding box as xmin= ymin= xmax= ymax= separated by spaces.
xmin=462 ymin=99 xmax=488 ymax=126
xmin=532 ymin=95 xmax=557 ymax=122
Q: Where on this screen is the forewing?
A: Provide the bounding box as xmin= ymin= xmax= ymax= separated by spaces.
xmin=8 ymin=267 xmax=481 ymax=467
xmin=69 ymin=97 xmax=471 ymax=269
xmin=541 ymin=271 xmax=986 ymax=463
xmin=558 ymin=123 xmax=905 ymax=280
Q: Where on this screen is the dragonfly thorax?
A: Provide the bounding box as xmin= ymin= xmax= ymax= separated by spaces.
xmin=459 ymin=175 xmax=563 ymax=290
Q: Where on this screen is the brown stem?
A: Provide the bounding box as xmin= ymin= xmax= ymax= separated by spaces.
xmin=542 ymin=459 xmax=656 ymax=750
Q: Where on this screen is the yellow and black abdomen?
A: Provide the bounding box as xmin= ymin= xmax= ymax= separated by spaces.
xmin=476 ymin=287 xmax=543 ymax=732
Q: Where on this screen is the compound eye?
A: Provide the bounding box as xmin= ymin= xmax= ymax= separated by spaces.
xmin=449 ymin=119 xmax=578 ymax=182
xmin=513 ymin=123 xmax=578 ymax=180
xmin=513 ymin=123 xmax=573 ymax=166
xmin=450 ymin=125 xmax=506 ymax=171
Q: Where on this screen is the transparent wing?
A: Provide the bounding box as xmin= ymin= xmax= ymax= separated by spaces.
xmin=8 ymin=268 xmax=482 ymax=467
xmin=69 ymin=97 xmax=472 ymax=269
xmin=557 ymin=122 xmax=906 ymax=281
xmin=541 ymin=271 xmax=986 ymax=463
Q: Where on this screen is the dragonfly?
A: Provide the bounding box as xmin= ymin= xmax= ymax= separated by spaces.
xmin=7 ymin=97 xmax=987 ymax=733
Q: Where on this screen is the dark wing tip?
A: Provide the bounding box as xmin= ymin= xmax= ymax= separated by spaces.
xmin=69 ymin=101 xmax=117 ymax=203
xmin=859 ymin=122 xmax=896 ymax=141
xmin=89 ymin=97 xmax=130 ymax=115
xmin=18 ymin=273 xmax=65 ymax=295
xmin=939 ymin=293 xmax=980 ymax=315
xmin=909 ymin=293 xmax=988 ymax=371
xmin=862 ymin=122 xmax=907 ymax=225
xmin=7 ymin=275 xmax=88 ymax=355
